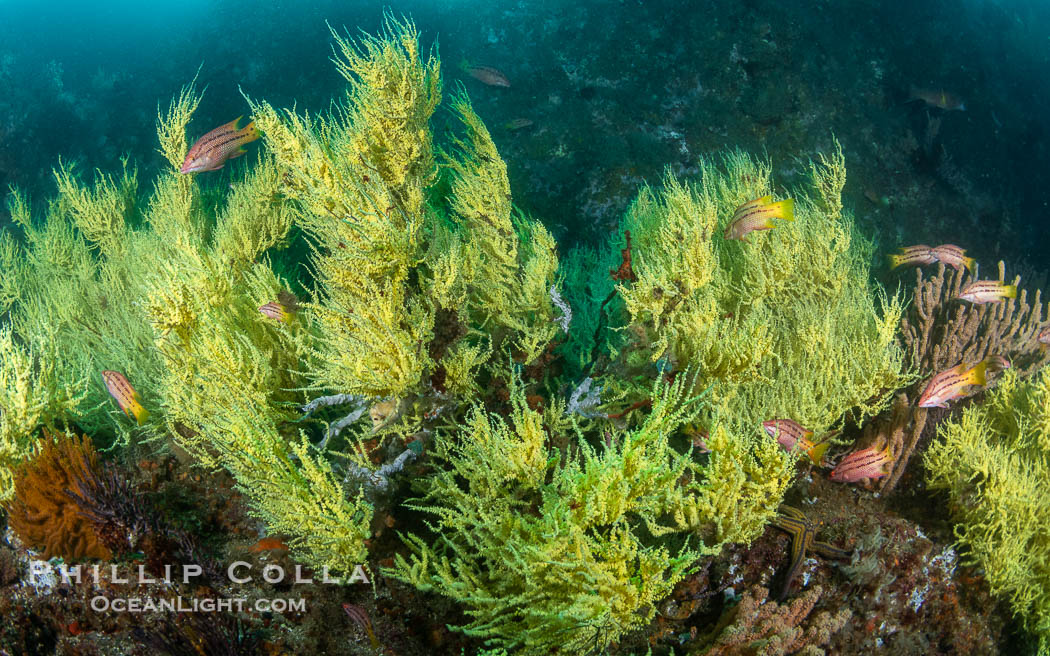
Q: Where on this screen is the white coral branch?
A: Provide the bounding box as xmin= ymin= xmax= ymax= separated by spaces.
xmin=344 ymin=448 xmax=417 ymax=494
xmin=568 ymin=377 xmax=605 ymax=418
xmin=550 ymin=285 xmax=572 ymax=334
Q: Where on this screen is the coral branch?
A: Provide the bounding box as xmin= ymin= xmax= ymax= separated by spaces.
xmin=875 ymin=261 xmax=1049 ymax=493
xmin=344 ymin=448 xmax=416 ymax=495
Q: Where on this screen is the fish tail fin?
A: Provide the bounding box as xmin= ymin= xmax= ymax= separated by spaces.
xmin=769 ymin=198 xmax=795 ymax=221
xmin=131 ymin=403 xmax=150 ymax=426
xmin=968 ymin=361 xmax=989 ymax=387
xmin=1003 ymin=284 xmax=1018 ymax=299
xmin=962 ymin=256 xmax=976 ymax=275
xmin=240 ymin=121 xmax=261 ymax=142
xmin=807 ymin=441 xmax=830 ymax=466
xmin=888 ymin=254 xmax=903 ymax=270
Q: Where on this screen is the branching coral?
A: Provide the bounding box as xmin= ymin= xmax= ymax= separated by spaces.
xmin=6 ymin=431 xmax=111 ymax=561
xmin=925 ymin=366 xmax=1050 ymax=654
xmin=870 ymin=261 xmax=1048 ymax=493
xmin=610 ymin=146 xmax=905 ymax=437
xmin=558 ymin=144 xmax=904 ymax=548
xmin=901 ymin=261 xmax=1048 ymax=376
xmin=0 ymin=326 xmax=85 ymax=500
xmin=248 ymin=15 xmax=442 ymax=401
xmin=390 ymin=374 xmax=714 ymax=654
xmin=692 ymin=585 xmax=851 ymax=656
xmin=0 ymin=17 xmax=947 ymax=656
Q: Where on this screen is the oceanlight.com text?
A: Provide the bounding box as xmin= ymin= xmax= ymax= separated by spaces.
xmin=90 ymin=595 xmax=307 ymax=613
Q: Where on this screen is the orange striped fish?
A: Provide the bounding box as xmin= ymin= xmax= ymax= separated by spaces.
xmin=180 ymin=116 xmax=260 ymax=173
xmin=101 ymin=370 xmax=149 ymax=425
xmin=929 ymin=244 xmax=975 ymax=274
xmin=259 ymin=301 xmax=294 ymax=324
xmin=917 ymin=355 xmax=1010 ymax=408
xmin=829 ymin=444 xmax=893 ymax=484
xmin=258 ymin=290 xmax=298 ymax=324
xmin=1039 ymin=326 xmax=1050 ymax=348
xmin=956 ymin=280 xmax=1017 ymax=304
xmin=887 ymin=244 xmax=936 ymax=270
xmin=723 ymin=195 xmax=795 ymax=241
xmin=762 ymin=419 xmax=829 ymax=466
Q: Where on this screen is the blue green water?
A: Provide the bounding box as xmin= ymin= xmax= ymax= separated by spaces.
xmin=2 ymin=0 xmax=1048 ymax=258
xmin=2 ymin=2 xmax=1050 ymax=654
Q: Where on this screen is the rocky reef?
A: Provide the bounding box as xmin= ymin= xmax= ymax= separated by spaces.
xmin=0 ymin=15 xmax=1047 ymax=656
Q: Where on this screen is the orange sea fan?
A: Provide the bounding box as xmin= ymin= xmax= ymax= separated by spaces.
xmin=6 ymin=431 xmax=112 ymax=561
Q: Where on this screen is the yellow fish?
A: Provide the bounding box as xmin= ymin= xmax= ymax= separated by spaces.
xmin=259 ymin=301 xmax=294 ymax=324
xmin=762 ymin=419 xmax=829 ymax=466
xmin=258 ymin=290 xmax=299 ymax=324
xmin=887 ymin=244 xmax=936 ymax=270
xmin=917 ymin=355 xmax=1010 ymax=408
xmin=101 ymin=370 xmax=149 ymax=425
xmin=956 ymin=280 xmax=1017 ymax=304
xmin=724 ymin=195 xmax=795 ymax=241
xmin=929 ymin=244 xmax=976 ymax=274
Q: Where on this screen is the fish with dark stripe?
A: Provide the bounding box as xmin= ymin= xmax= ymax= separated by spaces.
xmin=180 ymin=116 xmax=260 ymax=173
xmin=929 ymin=244 xmax=975 ymax=274
xmin=828 ymin=443 xmax=893 ymax=484
xmin=724 ymin=194 xmax=795 ymax=242
xmin=957 ymin=279 xmax=1017 ymax=304
xmin=762 ymin=418 xmax=829 ymax=465
xmin=917 ymin=355 xmax=1010 ymax=408
xmin=887 ymin=244 xmax=936 ymax=270
xmin=101 ymin=370 xmax=149 ymax=425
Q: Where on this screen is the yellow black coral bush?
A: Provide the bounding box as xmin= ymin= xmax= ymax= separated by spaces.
xmin=0 ymin=15 xmax=914 ymax=655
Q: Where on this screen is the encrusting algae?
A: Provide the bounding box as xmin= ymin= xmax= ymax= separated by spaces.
xmin=1 ymin=13 xmax=1044 ymax=656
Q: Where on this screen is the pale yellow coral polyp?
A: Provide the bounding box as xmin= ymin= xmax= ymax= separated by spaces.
xmin=926 ymin=368 xmax=1050 ymax=652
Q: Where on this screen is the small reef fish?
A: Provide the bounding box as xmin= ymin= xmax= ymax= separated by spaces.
xmin=762 ymin=419 xmax=829 ymax=466
xmin=1039 ymin=326 xmax=1050 ymax=347
xmin=259 ymin=290 xmax=299 ymax=324
xmin=829 ymin=444 xmax=893 ymax=485
xmin=504 ymin=118 xmax=534 ymax=131
xmin=723 ymin=195 xmax=795 ymax=242
xmin=956 ymin=280 xmax=1018 ymax=304
xmin=929 ymin=244 xmax=976 ymax=274
xmin=887 ymin=244 xmax=936 ymax=270
xmin=917 ymin=355 xmax=1010 ymax=409
xmin=101 ymin=370 xmax=149 ymax=425
xmin=180 ymin=116 xmax=260 ymax=173
xmin=343 ymin=603 xmax=380 ymax=648
xmin=463 ymin=63 xmax=510 ymax=87
xmin=259 ymin=301 xmax=294 ymax=323
xmin=908 ymin=85 xmax=966 ymax=111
